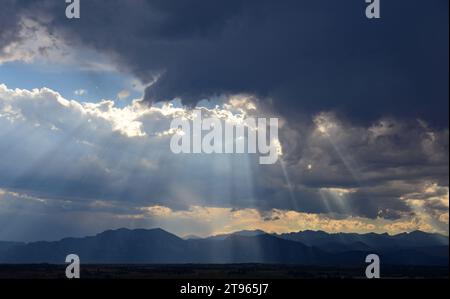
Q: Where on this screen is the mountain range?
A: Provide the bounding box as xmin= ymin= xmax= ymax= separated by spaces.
xmin=0 ymin=228 xmax=448 ymax=266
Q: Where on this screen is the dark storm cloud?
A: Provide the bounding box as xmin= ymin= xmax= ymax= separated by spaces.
xmin=3 ymin=0 xmax=448 ymax=125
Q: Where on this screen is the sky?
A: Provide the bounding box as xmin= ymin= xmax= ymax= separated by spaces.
xmin=0 ymin=0 xmax=448 ymax=242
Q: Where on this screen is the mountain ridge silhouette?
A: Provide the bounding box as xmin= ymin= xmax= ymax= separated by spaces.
xmin=0 ymin=228 xmax=447 ymax=265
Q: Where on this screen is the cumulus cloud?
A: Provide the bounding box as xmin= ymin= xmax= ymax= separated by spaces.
xmin=0 ymin=83 xmax=448 ymax=240
xmin=0 ymin=83 xmax=282 ymax=209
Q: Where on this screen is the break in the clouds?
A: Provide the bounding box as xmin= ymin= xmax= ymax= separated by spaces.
xmin=0 ymin=84 xmax=448 ymax=240
xmin=1 ymin=0 xmax=448 ymax=125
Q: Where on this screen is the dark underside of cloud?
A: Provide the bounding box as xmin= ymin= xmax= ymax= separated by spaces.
xmin=2 ymin=0 xmax=448 ymax=126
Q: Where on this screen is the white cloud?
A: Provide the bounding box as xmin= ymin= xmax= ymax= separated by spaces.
xmin=0 ymin=83 xmax=279 ymax=207
xmin=0 ymin=83 xmax=448 ymax=239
